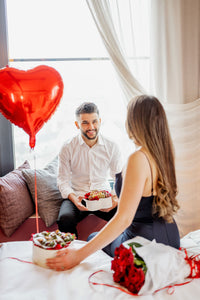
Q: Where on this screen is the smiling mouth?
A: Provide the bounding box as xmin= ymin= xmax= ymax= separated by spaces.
xmin=87 ymin=130 xmax=96 ymax=134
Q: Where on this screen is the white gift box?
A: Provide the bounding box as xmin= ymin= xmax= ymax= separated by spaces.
xmin=83 ymin=197 xmax=112 ymax=211
xmin=32 ymin=244 xmax=66 ymax=268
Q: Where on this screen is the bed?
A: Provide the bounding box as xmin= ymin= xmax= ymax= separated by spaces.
xmin=0 ymin=229 xmax=200 ymax=300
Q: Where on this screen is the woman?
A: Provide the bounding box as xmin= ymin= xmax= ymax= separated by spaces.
xmin=47 ymin=95 xmax=180 ymax=271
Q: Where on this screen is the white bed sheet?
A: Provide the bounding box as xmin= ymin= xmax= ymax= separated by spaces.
xmin=0 ymin=230 xmax=200 ymax=300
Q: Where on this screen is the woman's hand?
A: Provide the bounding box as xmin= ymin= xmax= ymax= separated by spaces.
xmin=46 ymin=247 xmax=81 ymax=271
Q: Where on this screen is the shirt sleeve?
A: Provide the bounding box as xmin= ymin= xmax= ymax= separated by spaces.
xmin=57 ymin=143 xmax=75 ymax=199
xmin=109 ymin=142 xmax=124 ymax=180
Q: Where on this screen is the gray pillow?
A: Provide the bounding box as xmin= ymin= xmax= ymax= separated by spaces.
xmin=22 ymin=157 xmax=63 ymax=227
xmin=0 ymin=161 xmax=34 ymax=237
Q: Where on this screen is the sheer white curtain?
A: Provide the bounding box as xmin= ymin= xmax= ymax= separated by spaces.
xmin=151 ymin=0 xmax=200 ymax=237
xmin=151 ymin=0 xmax=200 ymax=105
xmin=87 ymin=0 xmax=200 ymax=237
xmin=86 ymin=0 xmax=146 ymax=101
xmin=163 ymin=100 xmax=200 ymax=237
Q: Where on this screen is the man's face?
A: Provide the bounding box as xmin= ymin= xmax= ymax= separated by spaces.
xmin=75 ymin=113 xmax=101 ymax=140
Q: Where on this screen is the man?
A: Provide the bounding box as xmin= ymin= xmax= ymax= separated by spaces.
xmin=57 ymin=102 xmax=123 ymax=236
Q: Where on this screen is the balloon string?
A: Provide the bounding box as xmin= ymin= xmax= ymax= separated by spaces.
xmin=33 ymin=151 xmax=39 ymax=233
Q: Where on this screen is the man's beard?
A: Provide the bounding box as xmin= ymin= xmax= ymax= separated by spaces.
xmin=81 ymin=129 xmax=99 ymax=140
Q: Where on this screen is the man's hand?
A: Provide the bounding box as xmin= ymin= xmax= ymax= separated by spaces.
xmin=76 ymin=196 xmax=89 ymax=211
xmin=68 ymin=194 xmax=89 ymax=211
xmin=100 ymin=195 xmax=119 ymax=212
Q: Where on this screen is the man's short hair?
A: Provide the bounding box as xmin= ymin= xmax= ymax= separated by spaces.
xmin=75 ymin=102 xmax=99 ymax=118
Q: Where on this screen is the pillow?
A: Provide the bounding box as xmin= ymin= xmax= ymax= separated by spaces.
xmin=0 ymin=160 xmax=34 ymax=237
xmin=22 ymin=157 xmax=63 ymax=227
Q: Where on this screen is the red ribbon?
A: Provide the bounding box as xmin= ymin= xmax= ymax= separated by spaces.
xmin=2 ymin=257 xmax=33 ymax=264
xmin=88 ymin=270 xmax=139 ymax=296
xmin=88 ymin=270 xmax=194 ymax=296
xmin=155 ymin=279 xmax=193 ymax=295
xmin=181 ymin=248 xmax=200 ymax=278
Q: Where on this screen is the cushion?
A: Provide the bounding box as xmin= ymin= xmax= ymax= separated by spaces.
xmin=0 ymin=161 xmax=34 ymax=237
xmin=22 ymin=157 xmax=63 ymax=227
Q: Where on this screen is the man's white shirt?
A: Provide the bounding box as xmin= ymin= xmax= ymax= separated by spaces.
xmin=57 ymin=134 xmax=123 ymax=198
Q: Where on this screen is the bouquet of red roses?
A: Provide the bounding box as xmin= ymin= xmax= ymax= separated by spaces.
xmin=111 ymin=236 xmax=200 ymax=295
xmin=111 ymin=242 xmax=147 ymax=294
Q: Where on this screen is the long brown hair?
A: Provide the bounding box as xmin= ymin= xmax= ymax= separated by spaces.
xmin=126 ymin=95 xmax=179 ymax=222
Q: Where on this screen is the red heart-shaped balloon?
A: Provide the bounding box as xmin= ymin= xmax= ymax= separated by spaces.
xmin=0 ymin=65 xmax=64 ymax=148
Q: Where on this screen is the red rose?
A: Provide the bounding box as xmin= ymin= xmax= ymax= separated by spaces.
xmin=111 ymin=245 xmax=134 ymax=283
xmin=113 ymin=244 xmax=134 ymax=266
xmin=124 ymin=265 xmax=145 ymax=294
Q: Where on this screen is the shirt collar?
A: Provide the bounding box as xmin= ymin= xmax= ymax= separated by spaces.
xmin=97 ymin=134 xmax=104 ymax=145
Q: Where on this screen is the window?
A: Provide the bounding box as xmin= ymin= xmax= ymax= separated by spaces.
xmin=6 ymin=0 xmax=150 ymax=168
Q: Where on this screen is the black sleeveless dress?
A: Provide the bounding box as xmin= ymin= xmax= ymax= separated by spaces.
xmin=102 ymin=172 xmax=180 ymax=257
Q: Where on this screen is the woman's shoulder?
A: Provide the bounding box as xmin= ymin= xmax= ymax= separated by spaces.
xmin=127 ymin=150 xmax=154 ymax=178
xmin=128 ymin=149 xmax=149 ymax=166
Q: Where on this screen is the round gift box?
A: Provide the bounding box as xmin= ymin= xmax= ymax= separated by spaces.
xmin=84 ymin=196 xmax=112 ymax=211
xmin=32 ymin=243 xmax=66 ymax=268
